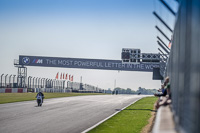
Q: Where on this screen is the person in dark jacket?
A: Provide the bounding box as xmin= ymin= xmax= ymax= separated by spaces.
xmin=154 ymin=77 xmax=169 ymax=109
xmin=154 ymin=84 xmax=167 ymax=97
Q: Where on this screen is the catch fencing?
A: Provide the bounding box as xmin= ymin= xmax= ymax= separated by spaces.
xmin=165 ymin=0 xmax=200 ymax=133
xmin=0 ymin=74 xmax=104 ymax=93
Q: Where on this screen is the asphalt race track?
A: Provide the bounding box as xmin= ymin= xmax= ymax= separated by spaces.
xmin=0 ymin=95 xmax=149 ymax=133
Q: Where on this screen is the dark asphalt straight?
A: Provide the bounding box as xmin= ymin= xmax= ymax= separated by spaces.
xmin=0 ymin=95 xmax=148 ymax=133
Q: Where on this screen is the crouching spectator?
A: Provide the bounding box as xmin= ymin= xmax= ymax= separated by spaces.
xmin=154 ymin=77 xmax=171 ymax=109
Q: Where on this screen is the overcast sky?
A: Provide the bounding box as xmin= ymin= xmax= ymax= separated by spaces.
xmin=0 ymin=0 xmax=178 ymax=90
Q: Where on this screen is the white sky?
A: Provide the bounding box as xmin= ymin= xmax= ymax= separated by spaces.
xmin=0 ymin=0 xmax=178 ymax=90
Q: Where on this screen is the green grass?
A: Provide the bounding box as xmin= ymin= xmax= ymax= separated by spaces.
xmin=0 ymin=93 xmax=107 ymax=104
xmin=88 ymin=97 xmax=157 ymax=133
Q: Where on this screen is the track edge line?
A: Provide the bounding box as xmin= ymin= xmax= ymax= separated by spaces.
xmin=81 ymin=97 xmax=143 ymax=133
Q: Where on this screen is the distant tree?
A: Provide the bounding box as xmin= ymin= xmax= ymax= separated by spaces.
xmin=126 ymin=88 xmax=132 ymax=94
xmin=131 ymin=90 xmax=136 ymax=94
xmin=135 ymin=87 xmax=157 ymax=95
xmin=121 ymin=89 xmax=126 ymax=94
xmin=106 ymin=87 xmax=157 ymax=95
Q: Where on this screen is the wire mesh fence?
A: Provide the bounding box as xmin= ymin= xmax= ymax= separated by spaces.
xmin=0 ymin=74 xmax=104 ymax=93
xmin=165 ymin=0 xmax=200 ymax=132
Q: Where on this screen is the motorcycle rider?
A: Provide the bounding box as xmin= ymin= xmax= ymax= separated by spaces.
xmin=36 ymin=91 xmax=44 ymax=103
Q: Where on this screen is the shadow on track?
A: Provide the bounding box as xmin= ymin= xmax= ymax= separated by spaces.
xmin=124 ymin=109 xmax=157 ymax=112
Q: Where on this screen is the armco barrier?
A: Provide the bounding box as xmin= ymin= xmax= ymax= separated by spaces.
xmin=0 ymin=88 xmax=5 ymax=93
xmin=0 ymin=88 xmax=27 ymax=93
xmin=0 ymin=88 xmax=70 ymax=93
xmin=5 ymin=88 xmax=12 ymax=93
xmin=23 ymin=88 xmax=27 ymax=93
xmin=12 ymin=88 xmax=18 ymax=93
xmin=18 ymin=88 xmax=23 ymax=93
xmin=35 ymin=88 xmax=66 ymax=93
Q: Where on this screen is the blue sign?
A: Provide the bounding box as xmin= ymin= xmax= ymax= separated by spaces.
xmin=19 ymin=55 xmax=161 ymax=72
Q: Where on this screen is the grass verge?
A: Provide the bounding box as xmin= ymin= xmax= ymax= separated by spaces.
xmin=0 ymin=93 xmax=107 ymax=104
xmin=88 ymin=96 xmax=157 ymax=133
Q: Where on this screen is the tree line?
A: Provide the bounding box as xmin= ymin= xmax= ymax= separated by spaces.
xmin=105 ymin=87 xmax=157 ymax=95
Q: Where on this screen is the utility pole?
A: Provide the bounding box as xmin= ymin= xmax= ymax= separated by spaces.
xmin=80 ymin=76 xmax=82 ymax=83
xmin=114 ymin=79 xmax=116 ymax=95
xmin=1 ymin=74 xmax=4 ymax=88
